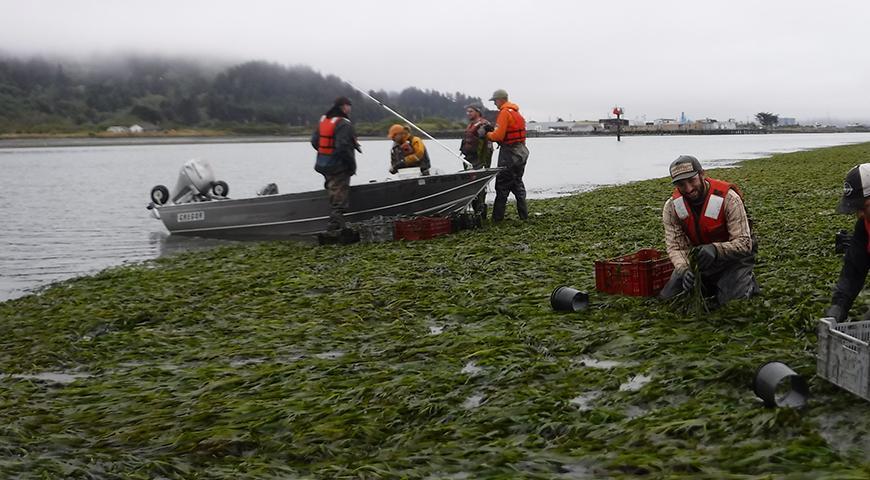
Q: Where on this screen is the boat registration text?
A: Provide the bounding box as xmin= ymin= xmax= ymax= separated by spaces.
xmin=177 ymin=211 xmax=205 ymax=223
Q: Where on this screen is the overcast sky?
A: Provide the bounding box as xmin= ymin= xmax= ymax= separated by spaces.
xmin=2 ymin=0 xmax=869 ymax=123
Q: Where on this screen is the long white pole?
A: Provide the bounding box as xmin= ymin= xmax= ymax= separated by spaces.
xmin=345 ymin=81 xmax=473 ymax=169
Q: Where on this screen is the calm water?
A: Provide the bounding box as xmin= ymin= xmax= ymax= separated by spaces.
xmin=2 ymin=132 xmax=870 ymax=301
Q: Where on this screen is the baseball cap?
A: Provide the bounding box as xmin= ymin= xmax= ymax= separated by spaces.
xmin=838 ymin=164 xmax=870 ymax=214
xmin=489 ymin=89 xmax=508 ymax=101
xmin=669 ymin=155 xmax=703 ymax=183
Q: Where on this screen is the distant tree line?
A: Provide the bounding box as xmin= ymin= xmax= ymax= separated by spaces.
xmin=0 ymin=56 xmax=482 ymax=134
xmin=755 ymin=112 xmax=779 ymax=129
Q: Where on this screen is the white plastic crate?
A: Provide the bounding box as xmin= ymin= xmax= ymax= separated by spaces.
xmin=817 ymin=317 xmax=870 ymax=401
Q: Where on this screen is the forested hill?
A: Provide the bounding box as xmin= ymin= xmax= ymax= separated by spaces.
xmin=0 ymin=56 xmax=483 ymax=135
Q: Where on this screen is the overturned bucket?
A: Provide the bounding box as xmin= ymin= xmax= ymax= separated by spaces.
xmin=753 ymin=361 xmax=809 ymax=408
xmin=550 ymin=286 xmax=589 ymax=312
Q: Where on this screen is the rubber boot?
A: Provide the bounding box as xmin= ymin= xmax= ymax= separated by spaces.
xmin=492 ymin=195 xmax=507 ymax=222
xmin=516 ymin=197 xmax=528 ymax=220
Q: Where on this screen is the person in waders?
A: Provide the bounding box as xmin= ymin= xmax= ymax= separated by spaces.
xmin=825 ymin=164 xmax=870 ymax=321
xmin=658 ymin=155 xmax=759 ymax=306
xmin=484 ymin=89 xmax=529 ymax=222
xmin=311 ymin=96 xmax=361 ymax=243
xmin=460 ymin=104 xmax=494 ymax=219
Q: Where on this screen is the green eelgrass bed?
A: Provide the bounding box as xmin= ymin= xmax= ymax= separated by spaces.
xmin=3 ymin=143 xmax=870 ymax=479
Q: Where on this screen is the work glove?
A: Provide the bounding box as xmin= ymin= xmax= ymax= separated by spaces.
xmin=681 ymin=270 xmax=695 ymax=292
xmin=825 ymin=304 xmax=846 ymax=322
xmin=695 ymin=244 xmax=718 ymax=269
xmin=477 ymin=126 xmax=487 ymax=138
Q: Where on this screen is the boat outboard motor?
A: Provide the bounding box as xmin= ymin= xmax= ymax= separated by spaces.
xmin=149 ymin=159 xmax=230 ymax=206
xmin=172 ymin=159 xmax=217 ymax=203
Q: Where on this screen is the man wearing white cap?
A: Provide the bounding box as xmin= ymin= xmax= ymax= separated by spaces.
xmin=826 ymin=164 xmax=870 ymax=321
xmin=659 ymin=155 xmax=759 ymax=305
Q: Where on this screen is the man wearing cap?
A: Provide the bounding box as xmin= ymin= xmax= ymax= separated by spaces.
xmin=460 ymin=104 xmax=494 ymax=218
xmin=485 ymin=89 xmax=530 ymax=222
xmin=311 ymin=96 xmax=360 ymax=238
xmin=825 ymin=164 xmax=870 ymax=321
xmin=388 ymin=124 xmax=430 ymax=176
xmin=659 ymin=155 xmax=759 ymax=305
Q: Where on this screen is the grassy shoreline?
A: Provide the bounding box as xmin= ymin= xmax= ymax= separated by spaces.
xmin=3 ymin=144 xmax=870 ymax=478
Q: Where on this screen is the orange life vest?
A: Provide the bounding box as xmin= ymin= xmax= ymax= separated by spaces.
xmin=317 ymin=116 xmax=346 ymax=155
xmin=503 ymin=108 xmax=526 ymax=145
xmin=671 ymin=178 xmax=735 ymax=245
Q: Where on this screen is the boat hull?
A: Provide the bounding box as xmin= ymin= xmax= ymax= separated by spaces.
xmin=154 ymin=168 xmax=499 ymax=240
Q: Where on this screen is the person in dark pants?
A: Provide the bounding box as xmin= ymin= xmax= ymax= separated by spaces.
xmin=658 ymin=155 xmax=759 ymax=306
xmin=826 ymin=164 xmax=870 ymax=321
xmin=460 ymin=104 xmax=494 ymax=219
xmin=484 ymin=89 xmax=529 ymax=222
xmin=311 ymin=96 xmax=360 ymax=239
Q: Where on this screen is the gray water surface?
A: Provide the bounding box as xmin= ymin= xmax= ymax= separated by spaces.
xmin=2 ymin=132 xmax=869 ymax=301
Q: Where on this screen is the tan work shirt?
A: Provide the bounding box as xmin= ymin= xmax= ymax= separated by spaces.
xmin=662 ymin=188 xmax=753 ymax=272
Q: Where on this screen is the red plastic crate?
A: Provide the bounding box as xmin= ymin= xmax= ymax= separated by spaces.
xmin=394 ymin=216 xmax=453 ymax=241
xmin=594 ymin=249 xmax=675 ymax=297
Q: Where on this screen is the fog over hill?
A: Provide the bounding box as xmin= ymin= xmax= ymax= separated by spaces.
xmin=0 ymin=54 xmax=484 ymax=134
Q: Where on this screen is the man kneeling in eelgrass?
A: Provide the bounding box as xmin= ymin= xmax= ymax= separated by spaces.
xmin=826 ymin=164 xmax=870 ymax=322
xmin=658 ymin=155 xmax=760 ymax=306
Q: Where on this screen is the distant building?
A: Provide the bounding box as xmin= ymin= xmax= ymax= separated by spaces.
xmin=778 ymin=117 xmax=797 ymax=126
xmin=129 ymin=124 xmax=145 ymax=133
xmin=526 ymin=120 xmax=600 ymax=134
xmin=106 ymin=126 xmax=129 ymax=133
xmin=571 ymin=121 xmax=600 ymax=133
xmin=598 ymin=118 xmax=629 ymax=129
xmin=696 ymin=118 xmax=718 ymax=131
xmin=719 ymin=119 xmax=738 ymax=130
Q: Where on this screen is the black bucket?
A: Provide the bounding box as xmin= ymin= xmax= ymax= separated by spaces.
xmin=753 ymin=361 xmax=809 ymax=408
xmin=550 ymin=286 xmax=589 ymax=312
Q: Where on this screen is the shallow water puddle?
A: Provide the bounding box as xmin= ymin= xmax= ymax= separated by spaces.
xmin=314 ymin=350 xmax=345 ymax=360
xmin=460 ymin=361 xmax=484 ymax=376
xmin=3 ymin=371 xmax=92 ymax=384
xmin=575 ymin=356 xmax=623 ymax=369
xmin=814 ymin=406 xmax=870 ymax=456
xmin=569 ymin=391 xmax=602 ymax=411
xmin=229 ymin=357 xmax=267 ymax=367
xmin=462 ymin=393 xmax=484 ymax=410
xmin=424 ymin=473 xmax=471 ymax=480
xmin=619 ymin=373 xmax=652 ymax=392
xmin=624 ymin=404 xmax=649 ymax=419
xmin=556 ymin=460 xmax=606 ymax=479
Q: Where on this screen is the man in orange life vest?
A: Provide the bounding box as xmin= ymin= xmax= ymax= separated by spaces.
xmin=311 ymin=96 xmax=361 ymax=236
xmin=659 ymin=155 xmax=759 ymax=305
xmin=484 ymin=89 xmax=529 ymax=222
xmin=460 ymin=104 xmax=493 ymax=218
xmin=825 ymin=164 xmax=870 ymax=321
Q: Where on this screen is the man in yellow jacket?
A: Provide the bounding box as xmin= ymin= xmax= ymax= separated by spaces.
xmin=388 ymin=124 xmax=431 ymax=176
xmin=485 ymin=89 xmax=530 ymax=221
